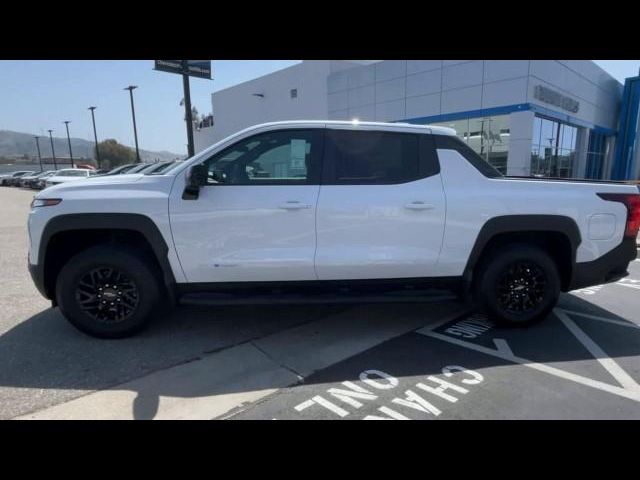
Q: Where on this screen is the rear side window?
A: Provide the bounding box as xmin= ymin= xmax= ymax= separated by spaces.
xmin=323 ymin=130 xmax=437 ymax=185
xmin=433 ymin=134 xmax=503 ymax=178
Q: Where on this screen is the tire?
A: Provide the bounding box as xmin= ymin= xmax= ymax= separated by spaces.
xmin=473 ymin=243 xmax=560 ymax=326
xmin=55 ymin=244 xmax=161 ymax=338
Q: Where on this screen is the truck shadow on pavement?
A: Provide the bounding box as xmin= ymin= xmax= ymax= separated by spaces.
xmin=0 ymin=294 xmax=639 ymax=419
xmin=0 ymin=303 xmax=346 ymax=419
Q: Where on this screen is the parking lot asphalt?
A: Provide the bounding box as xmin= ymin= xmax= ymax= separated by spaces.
xmin=2 ymin=186 xmax=639 ymax=420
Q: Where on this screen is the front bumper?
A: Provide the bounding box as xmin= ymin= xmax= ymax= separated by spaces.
xmin=569 ymin=237 xmax=638 ymax=291
xmin=28 ymin=262 xmax=49 ymax=299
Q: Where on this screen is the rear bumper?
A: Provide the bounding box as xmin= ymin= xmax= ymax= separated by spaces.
xmin=569 ymin=238 xmax=638 ymax=291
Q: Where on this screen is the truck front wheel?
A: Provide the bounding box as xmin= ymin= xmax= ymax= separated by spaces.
xmin=474 ymin=244 xmax=561 ymax=326
xmin=55 ymin=245 xmax=161 ymax=338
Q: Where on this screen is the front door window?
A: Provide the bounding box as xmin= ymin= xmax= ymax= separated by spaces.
xmin=202 ymin=129 xmax=322 ymax=185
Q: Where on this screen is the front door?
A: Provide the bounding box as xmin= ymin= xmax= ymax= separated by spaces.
xmin=169 ymin=128 xmax=324 ymax=283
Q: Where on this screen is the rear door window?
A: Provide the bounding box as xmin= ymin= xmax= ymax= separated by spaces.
xmin=323 ymin=130 xmax=438 ymax=184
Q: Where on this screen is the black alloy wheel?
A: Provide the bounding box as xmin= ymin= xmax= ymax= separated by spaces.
xmin=75 ymin=267 xmax=140 ymax=323
xmin=495 ymin=261 xmax=547 ymax=314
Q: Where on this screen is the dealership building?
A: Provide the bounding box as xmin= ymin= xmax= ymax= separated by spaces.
xmin=194 ymin=60 xmax=640 ymax=180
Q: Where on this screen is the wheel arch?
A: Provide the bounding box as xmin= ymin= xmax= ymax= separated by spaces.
xmin=37 ymin=213 xmax=176 ymax=303
xmin=463 ymin=215 xmax=581 ymax=292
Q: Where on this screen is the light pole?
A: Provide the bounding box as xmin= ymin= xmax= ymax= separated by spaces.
xmin=63 ymin=121 xmax=74 ymax=168
xmin=48 ymin=129 xmax=57 ymax=169
xmin=181 ymin=61 xmax=195 ymax=158
xmin=34 ymin=136 xmax=43 ymax=172
xmin=124 ymin=85 xmax=141 ymax=163
xmin=88 ymin=106 xmax=101 ymax=169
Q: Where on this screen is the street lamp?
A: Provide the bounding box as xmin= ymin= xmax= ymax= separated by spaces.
xmin=88 ymin=106 xmax=101 ymax=169
xmin=47 ymin=129 xmax=57 ymax=169
xmin=124 ymin=85 xmax=141 ymax=163
xmin=34 ymin=136 xmax=43 ymax=172
xmin=63 ymin=121 xmax=74 ymax=168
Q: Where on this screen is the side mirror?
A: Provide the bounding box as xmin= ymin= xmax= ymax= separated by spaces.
xmin=187 ymin=164 xmax=208 ymax=187
xmin=183 ymin=164 xmax=208 ymax=200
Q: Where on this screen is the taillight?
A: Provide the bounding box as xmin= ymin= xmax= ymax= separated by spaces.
xmin=598 ymin=193 xmax=640 ymax=238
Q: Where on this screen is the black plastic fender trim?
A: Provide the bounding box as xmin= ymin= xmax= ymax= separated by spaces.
xmin=462 ymin=214 xmax=582 ymax=290
xmin=35 ymin=213 xmax=177 ymax=301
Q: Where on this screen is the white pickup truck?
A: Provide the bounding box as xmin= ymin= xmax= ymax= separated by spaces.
xmin=27 ymin=121 xmax=640 ymax=338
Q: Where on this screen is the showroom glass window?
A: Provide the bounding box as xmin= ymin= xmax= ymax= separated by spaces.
xmin=585 ymin=130 xmax=609 ymax=179
xmin=429 ymin=114 xmax=510 ymax=174
xmin=530 ymin=116 xmax=579 ymax=178
xmin=201 ymin=129 xmax=322 ymax=185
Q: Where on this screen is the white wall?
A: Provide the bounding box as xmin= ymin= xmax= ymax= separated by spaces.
xmin=193 ymin=60 xmax=367 ymax=153
xmin=506 ymin=110 xmax=535 ymax=176
xmin=327 ymin=60 xmax=622 ymax=178
xmin=527 ymin=60 xmax=622 ymax=130
xmin=194 ymin=60 xmax=624 ymax=178
xmin=328 ymin=60 xmax=531 ymax=121
xmin=194 ymin=126 xmax=218 ymax=154
xmin=328 ymin=60 xmax=622 ymax=131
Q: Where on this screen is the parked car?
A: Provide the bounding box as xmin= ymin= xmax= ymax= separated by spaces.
xmin=92 ymin=164 xmax=139 ymax=177
xmin=144 ymin=161 xmax=183 ymax=175
xmin=20 ymin=171 xmax=56 ymax=188
xmin=123 ymin=163 xmax=155 ymax=174
xmin=27 ymin=120 xmax=640 ymax=338
xmin=1 ymin=171 xmax=35 ymax=186
xmin=44 ymin=168 xmax=96 ymax=188
xmin=34 ymin=171 xmax=58 ymax=190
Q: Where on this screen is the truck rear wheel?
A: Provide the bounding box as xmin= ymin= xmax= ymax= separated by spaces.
xmin=55 ymin=245 xmax=161 ymax=338
xmin=474 ymin=244 xmax=560 ymax=326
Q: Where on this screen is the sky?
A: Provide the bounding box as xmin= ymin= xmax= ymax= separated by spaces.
xmin=0 ymin=60 xmax=301 ymax=154
xmin=0 ymin=60 xmax=638 ymax=154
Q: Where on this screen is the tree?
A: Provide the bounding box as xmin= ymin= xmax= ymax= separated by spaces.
xmin=96 ymin=139 xmax=136 ymax=169
xmin=180 ymin=99 xmax=201 ymax=125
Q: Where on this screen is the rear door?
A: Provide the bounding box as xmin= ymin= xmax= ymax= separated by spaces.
xmin=315 ymin=128 xmax=446 ymax=280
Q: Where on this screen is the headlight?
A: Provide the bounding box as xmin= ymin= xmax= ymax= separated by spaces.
xmin=31 ymin=198 xmax=62 ymax=208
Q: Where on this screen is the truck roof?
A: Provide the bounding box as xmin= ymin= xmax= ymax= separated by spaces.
xmin=245 ymin=120 xmax=457 ymax=136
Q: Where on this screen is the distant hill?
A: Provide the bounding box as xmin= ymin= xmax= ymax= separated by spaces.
xmin=0 ymin=130 xmax=184 ymax=163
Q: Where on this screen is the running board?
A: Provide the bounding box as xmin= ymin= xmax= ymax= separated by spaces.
xmin=179 ymin=289 xmax=457 ymax=307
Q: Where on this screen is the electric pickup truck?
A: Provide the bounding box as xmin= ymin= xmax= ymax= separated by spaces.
xmin=27 ymin=121 xmax=640 ymax=338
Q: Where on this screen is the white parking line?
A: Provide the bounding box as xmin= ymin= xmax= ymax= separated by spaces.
xmin=556 ymin=309 xmax=640 ymax=393
xmin=416 ymin=309 xmax=640 ymax=403
xmin=561 ymin=309 xmax=640 ymax=329
xmin=493 ymin=338 xmax=514 ymax=356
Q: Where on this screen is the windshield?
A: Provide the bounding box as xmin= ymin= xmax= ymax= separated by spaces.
xmin=57 ymin=170 xmax=87 ymax=177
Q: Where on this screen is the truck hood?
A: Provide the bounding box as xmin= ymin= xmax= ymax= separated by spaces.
xmin=38 ymin=173 xmax=147 ymax=196
xmin=83 ymin=173 xmax=147 ymax=184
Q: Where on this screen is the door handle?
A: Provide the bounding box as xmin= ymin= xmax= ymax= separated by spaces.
xmin=404 ymin=201 xmax=435 ymax=210
xmin=278 ymin=201 xmax=312 ymax=210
